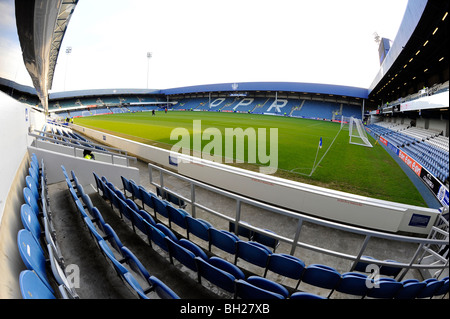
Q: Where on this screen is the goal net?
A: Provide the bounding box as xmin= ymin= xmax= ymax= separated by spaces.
xmin=344 ymin=116 xmax=373 ymax=147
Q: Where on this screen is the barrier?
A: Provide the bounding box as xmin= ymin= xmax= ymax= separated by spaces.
xmin=71 ymin=124 xmax=440 ymax=235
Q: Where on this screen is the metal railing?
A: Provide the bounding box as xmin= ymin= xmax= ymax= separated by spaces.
xmin=30 ymin=130 xmax=137 ymax=167
xmin=148 ymin=163 xmax=449 ymax=281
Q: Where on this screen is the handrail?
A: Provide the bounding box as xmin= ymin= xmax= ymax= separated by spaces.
xmin=30 ymin=131 xmax=137 ymax=167
xmin=148 ymin=162 xmax=448 ymax=280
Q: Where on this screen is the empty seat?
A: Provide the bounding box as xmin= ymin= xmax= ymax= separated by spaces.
xmin=19 ymin=270 xmax=56 ymax=299
xmin=229 ymin=221 xmax=253 ymax=240
xmin=394 ymin=279 xmax=426 ymax=299
xmin=17 ymin=229 xmax=54 ymax=293
xmin=209 ymin=227 xmax=240 ymax=256
xmin=299 ymin=264 xmax=341 ymax=295
xmin=148 ymin=275 xmax=180 ymax=299
xmin=365 ymin=278 xmax=402 ymax=299
xmin=433 ymin=278 xmax=449 ymax=299
xmin=186 ymin=216 xmax=211 ymax=243
xmin=264 ymin=253 xmax=305 ymax=289
xmin=252 ymin=229 xmax=279 ymax=252
xmin=167 ymin=205 xmax=190 ymax=232
xmin=416 ymin=278 xmax=445 ymax=299
xmin=140 ymin=186 xmax=156 ymax=212
xmin=332 ymin=272 xmax=368 ymax=298
xmin=235 ymin=241 xmax=272 ymax=270
xmin=195 ymin=256 xmax=239 ymax=294
xmin=235 ymin=276 xmax=288 ymax=299
xmin=290 ymin=292 xmax=325 ymax=299
xmin=379 ymin=260 xmax=402 ymax=278
xmin=166 ymin=237 xmax=198 ymax=272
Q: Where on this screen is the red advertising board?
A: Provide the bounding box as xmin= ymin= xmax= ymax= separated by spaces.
xmin=399 ymin=150 xmax=422 ymax=176
xmin=379 ymin=136 xmax=388 ymax=146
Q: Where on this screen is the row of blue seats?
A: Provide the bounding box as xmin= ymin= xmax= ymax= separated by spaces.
xmin=95 ymin=172 xmax=327 ymax=299
xmin=62 ymin=166 xmax=180 ymax=299
xmin=367 ymin=124 xmax=449 ymax=182
xmin=52 ymin=126 xmax=107 ymax=152
xmin=18 ymin=154 xmax=79 ymax=299
xmin=100 ymin=174 xmax=449 ymax=299
xmin=402 ymin=144 xmax=449 ymax=182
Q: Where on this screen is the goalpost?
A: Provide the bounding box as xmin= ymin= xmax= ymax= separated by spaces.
xmin=342 ymin=116 xmax=373 ymax=147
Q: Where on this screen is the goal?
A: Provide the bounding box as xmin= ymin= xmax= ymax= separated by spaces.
xmin=342 ymin=116 xmax=373 ymax=147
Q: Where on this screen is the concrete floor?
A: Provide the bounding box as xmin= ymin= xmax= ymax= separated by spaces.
xmin=47 ymin=157 xmax=444 ymax=299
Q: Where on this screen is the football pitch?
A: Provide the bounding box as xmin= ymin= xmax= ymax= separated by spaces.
xmin=74 ymin=111 xmax=427 ymax=207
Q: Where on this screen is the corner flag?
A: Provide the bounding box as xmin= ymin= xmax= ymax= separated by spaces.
xmin=319 ymin=137 xmax=322 ymax=149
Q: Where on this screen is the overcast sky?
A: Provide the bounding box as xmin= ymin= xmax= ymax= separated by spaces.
xmin=1 ymin=0 xmax=408 ymax=92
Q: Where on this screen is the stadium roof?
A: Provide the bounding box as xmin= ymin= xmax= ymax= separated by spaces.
xmin=49 ymin=88 xmax=161 ymax=100
xmin=160 ymin=82 xmax=369 ymax=99
xmin=368 ymin=0 xmax=449 ymax=103
xmin=15 ymin=0 xmax=78 ymax=113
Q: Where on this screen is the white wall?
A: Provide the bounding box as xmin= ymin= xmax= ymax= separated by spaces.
xmin=0 ymin=92 xmax=45 ymax=298
xmin=0 ymin=92 xmax=37 ymax=221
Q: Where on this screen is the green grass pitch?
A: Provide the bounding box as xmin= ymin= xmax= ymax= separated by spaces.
xmin=75 ymin=110 xmax=427 ymax=207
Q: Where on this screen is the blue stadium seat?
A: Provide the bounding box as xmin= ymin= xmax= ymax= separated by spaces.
xmin=167 ymin=205 xmax=190 ymax=232
xmin=129 ymin=179 xmax=142 ymax=202
xmin=98 ymin=239 xmax=148 ymax=299
xmin=25 ymin=175 xmax=40 ymax=202
xmin=153 ymin=196 xmax=170 ymax=220
xmin=186 ymin=216 xmax=211 ymax=243
xmin=148 ymin=275 xmax=180 ymax=299
xmin=23 ymin=187 xmax=41 ymax=218
xmin=229 ymin=221 xmax=253 ymax=240
xmin=394 ymin=279 xmax=426 ymax=299
xmin=264 ymin=253 xmax=305 ymax=289
xmin=131 ymin=210 xmax=149 ymax=236
xmin=103 ymin=223 xmax=125 ymax=259
xmin=155 ymin=223 xmax=178 ymax=242
xmin=81 ymin=193 xmax=95 ymax=217
xmin=299 ymin=264 xmax=341 ymax=295
xmin=147 ymin=223 xmax=170 ymax=252
xmin=166 ymin=237 xmax=198 ymax=272
xmin=353 ymin=255 xmax=377 ymax=273
xmin=19 ymin=270 xmax=56 ymax=299
xmin=365 ymin=278 xmax=402 ymax=299
xmin=331 ymin=272 xmax=368 ymax=298
xmin=235 ymin=241 xmax=272 ymax=270
xmin=83 ymin=216 xmax=104 ymax=245
xmin=290 ymin=292 xmax=325 ymax=299
xmin=209 ymin=227 xmax=240 ymax=256
xmin=90 ymin=207 xmax=107 ymax=233
xmin=235 ymin=277 xmax=287 ymax=299
xmin=433 ymin=277 xmax=449 ymax=299
xmin=195 ymin=257 xmax=238 ymax=294
xmin=247 ymin=276 xmax=289 ymax=298
xmin=416 ymin=278 xmax=445 ymax=299
xmin=252 ymin=229 xmax=279 ymax=252
xmin=209 ymin=256 xmax=245 ymax=281
xmin=379 ymin=260 xmax=402 ymax=278
xmin=17 ymin=229 xmax=54 ymax=293
xmin=140 ymin=186 xmax=156 ymax=212
xmin=20 ymin=204 xmax=42 ymax=244
xmin=75 ymin=198 xmax=89 ymax=219
xmin=120 ymin=246 xmax=152 ymax=290
xmin=178 ymin=238 xmax=208 ymax=260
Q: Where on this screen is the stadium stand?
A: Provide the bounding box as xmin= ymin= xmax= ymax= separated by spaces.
xmin=47 ymin=163 xmax=444 ymax=300
xmin=2 ymin=0 xmax=448 ymax=304
xmin=367 ymin=123 xmax=449 ymax=183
